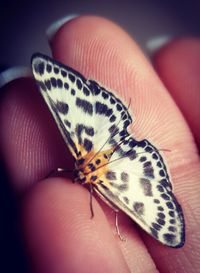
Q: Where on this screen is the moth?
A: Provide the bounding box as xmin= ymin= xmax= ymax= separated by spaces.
xmin=31 ymin=53 xmax=185 ymax=248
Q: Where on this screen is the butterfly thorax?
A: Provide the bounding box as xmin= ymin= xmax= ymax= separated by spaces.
xmin=74 ymin=148 xmax=114 ymax=185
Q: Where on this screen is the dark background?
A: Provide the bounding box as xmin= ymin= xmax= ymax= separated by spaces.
xmin=0 ymin=1 xmax=200 ymax=272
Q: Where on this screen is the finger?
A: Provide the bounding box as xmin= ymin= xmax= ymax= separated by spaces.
xmin=0 ymin=79 xmax=73 ymax=192
xmin=153 ymin=38 xmax=200 ymax=149
xmin=50 ymin=16 xmax=200 ymax=272
xmin=22 ymin=178 xmax=129 ymax=273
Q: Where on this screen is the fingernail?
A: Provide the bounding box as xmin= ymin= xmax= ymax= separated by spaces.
xmin=146 ymin=35 xmax=172 ymax=55
xmin=0 ymin=67 xmax=31 ymax=88
xmin=46 ymin=14 xmax=79 ymax=41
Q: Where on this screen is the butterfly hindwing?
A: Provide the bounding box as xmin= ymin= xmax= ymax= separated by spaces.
xmin=95 ymin=138 xmax=185 ymax=248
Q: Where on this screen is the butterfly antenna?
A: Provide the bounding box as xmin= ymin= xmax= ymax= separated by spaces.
xmin=86 ymin=146 xmax=171 ymax=176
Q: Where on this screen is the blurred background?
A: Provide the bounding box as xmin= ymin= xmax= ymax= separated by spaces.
xmin=0 ymin=0 xmax=200 ymax=272
xmin=1 ymin=0 xmax=200 ymax=67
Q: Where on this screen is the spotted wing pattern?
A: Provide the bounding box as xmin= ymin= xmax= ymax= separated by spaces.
xmin=31 ymin=53 xmax=185 ymax=248
xmin=32 ymin=53 xmax=132 ymax=160
xmin=94 ymin=138 xmax=185 ymax=247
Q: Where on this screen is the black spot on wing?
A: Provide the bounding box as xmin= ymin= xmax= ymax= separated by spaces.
xmin=91 ymin=175 xmax=97 ymax=181
xmin=76 ymin=124 xmax=94 ymax=138
xmin=168 ymin=226 xmax=177 ymax=232
xmin=61 ymin=70 xmax=67 ymax=77
xmin=83 ymin=138 xmax=93 ymax=152
xmin=95 ymin=102 xmax=108 ymax=115
xmin=88 ymin=163 xmax=96 ymax=172
xmin=109 ymin=115 xmax=116 ymax=122
xmin=144 ymin=161 xmax=155 ymax=178
xmin=157 ymin=161 xmax=162 ymax=168
xmin=68 ymin=73 xmax=75 ymax=82
xmin=133 ymin=202 xmax=144 ymax=215
xmin=157 ymin=218 xmax=165 ymax=226
xmin=95 ymin=159 xmax=101 ymax=165
xmin=157 ymin=185 xmax=164 ymax=192
xmin=50 ymin=77 xmax=57 ymax=87
xmin=121 ymin=172 xmax=129 ymax=182
xmin=129 ymin=138 xmax=136 ymax=148
xmin=57 ymin=79 xmax=63 ymax=88
xmin=140 ymin=178 xmax=153 ymax=196
xmin=123 ymin=196 xmax=129 ymax=204
xmin=150 ymin=227 xmax=158 ymax=239
xmin=88 ymin=80 xmax=101 ymax=95
xmin=54 ymin=67 xmax=59 ymax=74
xmin=158 ymin=212 xmax=165 ymax=219
xmin=159 ymin=170 xmax=166 ymax=177
xmin=170 ymin=219 xmax=176 ymax=224
xmin=152 ymin=153 xmax=158 ymax=159
xmin=163 ymin=233 xmax=177 ymax=245
xmin=76 ymin=98 xmax=93 ymax=115
xmin=71 ymin=89 xmax=76 ymax=96
xmin=166 ymin=202 xmax=174 ymax=209
xmin=46 ymin=64 xmax=52 ymax=73
xmin=116 ymin=103 xmax=122 ymax=111
xmin=64 ymin=82 xmax=69 ymax=90
xmin=169 ymin=211 xmax=175 ymax=217
xmin=109 ymin=125 xmax=119 ymax=134
xmin=110 ymin=97 xmax=116 ymax=104
xmin=64 ymin=120 xmax=71 ymax=128
xmin=38 ymin=62 xmax=45 ymax=75
xmin=161 ymin=193 xmax=170 ymax=200
xmin=37 ymin=80 xmax=46 ymax=91
xmin=152 ymin=222 xmax=161 ymax=230
xmin=83 ymin=86 xmax=90 ymax=96
xmin=45 ymin=80 xmax=51 ymax=90
xmin=126 ymin=149 xmax=137 ymax=160
xmin=102 ymin=91 xmax=109 ymax=99
xmin=76 ymin=79 xmax=82 ymax=90
xmin=158 ymin=206 xmax=164 ymax=211
xmin=145 ymin=146 xmax=154 ymax=153
xmin=85 ymin=127 xmax=94 ymax=136
xmin=110 ymin=182 xmax=128 ymax=191
xmin=160 ymin=179 xmax=172 ymax=190
xmin=140 ymin=156 xmax=147 ymax=162
xmin=56 ymin=101 xmax=69 ymax=114
xmin=106 ymin=171 xmax=116 ymax=180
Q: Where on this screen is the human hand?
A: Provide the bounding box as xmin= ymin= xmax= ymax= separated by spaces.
xmin=0 ymin=16 xmax=199 ymax=273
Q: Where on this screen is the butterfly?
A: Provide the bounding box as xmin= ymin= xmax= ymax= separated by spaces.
xmin=31 ymin=53 xmax=185 ymax=248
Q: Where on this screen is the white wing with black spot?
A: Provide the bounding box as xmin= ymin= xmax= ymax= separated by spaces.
xmin=95 ymin=138 xmax=185 ymax=248
xmin=31 ymin=53 xmax=132 ymax=160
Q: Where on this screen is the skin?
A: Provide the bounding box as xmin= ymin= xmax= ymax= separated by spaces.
xmin=0 ymin=16 xmax=200 ymax=273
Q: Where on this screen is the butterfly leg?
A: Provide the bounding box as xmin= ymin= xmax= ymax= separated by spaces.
xmin=115 ymin=211 xmax=125 ymax=241
xmin=93 ymin=188 xmax=125 ymax=241
xmin=89 ymin=183 xmax=94 ymax=219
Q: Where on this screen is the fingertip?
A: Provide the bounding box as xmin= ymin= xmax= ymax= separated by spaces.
xmin=153 ymin=37 xmax=200 ymax=148
xmin=0 ymin=78 xmax=72 ymax=192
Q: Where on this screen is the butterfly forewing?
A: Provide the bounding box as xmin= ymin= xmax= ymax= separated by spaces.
xmin=31 ymin=53 xmax=185 ymax=248
xmin=32 ymin=53 xmax=131 ymax=159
